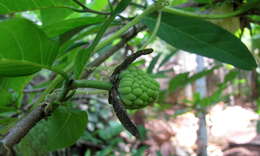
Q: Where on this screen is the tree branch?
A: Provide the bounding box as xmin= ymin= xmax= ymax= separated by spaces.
xmin=1 ymin=84 xmax=73 ymax=155
xmin=23 ymin=87 xmax=46 ymax=93
xmin=1 ymin=104 xmax=47 ymax=155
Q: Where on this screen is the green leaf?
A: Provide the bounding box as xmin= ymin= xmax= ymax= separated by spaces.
xmin=42 ymin=16 xmax=105 ymax=38
xmin=223 ymin=70 xmax=238 ymax=83
xmin=88 ymin=0 xmax=108 ymax=11
xmin=188 ymin=65 xmax=220 ymax=82
xmin=0 ymin=18 xmax=59 ymax=76
xmin=257 ymin=98 xmax=260 ymax=114
xmin=156 ymin=151 xmax=164 ymax=156
xmin=171 ymin=0 xmax=188 ymax=6
xmin=81 ymin=131 xmax=102 ymax=144
xmin=84 ymin=150 xmax=92 ymax=156
xmin=113 ymin=0 xmax=131 ymax=14
xmin=0 ymin=117 xmax=17 ymax=125
xmin=132 ymin=59 xmax=146 ymax=67
xmin=41 ymin=8 xmax=75 ymax=26
xmin=194 ymin=0 xmax=212 ymax=3
xmin=168 ymin=72 xmax=189 ymax=92
xmin=150 ymin=69 xmax=172 ymax=78
xmin=98 ymin=122 xmax=123 ymax=140
xmin=147 ymin=53 xmax=161 ymax=74
xmin=198 ymin=70 xmax=236 ymax=107
xmin=0 ymin=118 xmax=17 ymax=135
xmin=74 ymin=0 xmax=130 ymax=78
xmin=142 ymin=13 xmax=257 ymax=70
xmin=137 ymin=125 xmax=148 ymax=141
xmin=40 ymin=0 xmax=85 ymax=26
xmin=0 ymin=106 xmax=17 ymax=113
xmin=59 ymin=24 xmax=102 ymax=53
xmin=0 ymin=0 xmax=76 ymax=14
xmin=96 ymin=146 xmax=114 ymax=156
xmin=18 ymin=107 xmax=88 ymax=155
xmin=252 ymin=31 xmax=260 ymax=50
xmin=200 ymin=83 xmax=227 ymax=107
xmin=44 ymin=107 xmax=87 ymax=151
xmin=74 ymin=47 xmax=92 ymax=77
xmin=256 ymin=120 xmax=260 ymax=134
xmin=133 ymin=146 xmax=149 ymax=156
xmin=168 ymin=66 xmax=219 ymax=92
xmin=158 ymin=49 xmax=177 ymax=67
xmin=173 ymin=108 xmax=191 ymax=117
xmin=0 ymin=76 xmax=31 ymax=106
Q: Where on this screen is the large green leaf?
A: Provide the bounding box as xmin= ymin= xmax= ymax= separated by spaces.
xmin=0 ymin=18 xmax=59 ymax=76
xmin=42 ymin=16 xmax=105 ymax=38
xmin=40 ymin=0 xmax=85 ymax=26
xmin=142 ymin=13 xmax=257 ymax=70
xmin=41 ymin=8 xmax=74 ymax=26
xmin=18 ymin=107 xmax=88 ymax=155
xmin=0 ymin=0 xmax=75 ymax=14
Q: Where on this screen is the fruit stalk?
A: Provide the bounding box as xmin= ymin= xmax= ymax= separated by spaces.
xmin=73 ymin=80 xmax=112 ymax=90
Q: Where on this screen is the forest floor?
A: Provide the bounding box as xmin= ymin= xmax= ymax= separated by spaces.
xmin=144 ymin=102 xmax=260 ymax=156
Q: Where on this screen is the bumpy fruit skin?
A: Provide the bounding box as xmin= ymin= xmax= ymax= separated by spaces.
xmin=118 ymin=66 xmax=160 ymax=109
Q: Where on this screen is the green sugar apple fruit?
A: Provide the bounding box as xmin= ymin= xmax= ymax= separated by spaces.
xmin=118 ymin=66 xmax=160 ymax=109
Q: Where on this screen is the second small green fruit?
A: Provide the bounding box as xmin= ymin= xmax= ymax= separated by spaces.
xmin=118 ymin=66 xmax=160 ymax=109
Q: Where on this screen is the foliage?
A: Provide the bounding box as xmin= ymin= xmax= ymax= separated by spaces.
xmin=18 ymin=107 xmax=88 ymax=155
xmin=143 ymin=12 xmax=256 ymax=70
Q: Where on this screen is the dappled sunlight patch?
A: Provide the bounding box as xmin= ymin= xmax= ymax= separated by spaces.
xmin=208 ymin=104 xmax=258 ymax=144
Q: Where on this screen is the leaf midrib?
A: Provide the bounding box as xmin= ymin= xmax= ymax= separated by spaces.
xmin=0 ymin=59 xmax=48 ymax=69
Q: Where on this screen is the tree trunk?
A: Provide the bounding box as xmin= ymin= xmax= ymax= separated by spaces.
xmin=195 ymin=56 xmax=208 ymax=156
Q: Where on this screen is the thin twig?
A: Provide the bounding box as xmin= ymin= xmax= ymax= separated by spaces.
xmin=79 ymin=141 xmax=104 ymax=150
xmin=23 ymin=88 xmax=46 ymax=93
xmin=71 ymin=0 xmax=111 ymax=15
xmin=70 ymin=7 xmax=111 ymax=15
xmin=1 ymin=104 xmax=47 ymax=155
xmin=72 ymin=0 xmax=86 ymax=9
xmin=224 ymin=142 xmax=260 ymax=151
